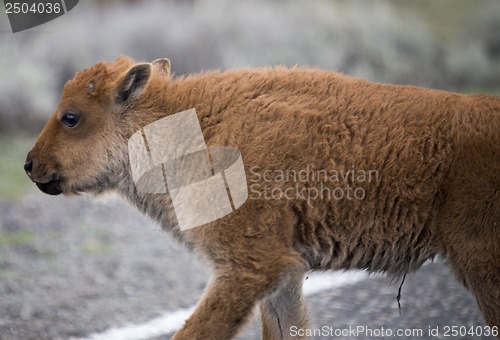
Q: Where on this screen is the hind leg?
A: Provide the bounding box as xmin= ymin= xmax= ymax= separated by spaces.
xmin=259 ymin=267 xmax=308 ymax=340
xmin=443 ymin=223 xmax=500 ymax=329
xmin=437 ymin=169 xmax=500 ymax=329
xmin=444 ymin=224 xmax=500 ymax=328
xmin=449 ymin=257 xmax=500 ymax=331
xmin=449 ymin=245 xmax=500 ymax=329
xmin=469 ymin=274 xmax=500 ymax=328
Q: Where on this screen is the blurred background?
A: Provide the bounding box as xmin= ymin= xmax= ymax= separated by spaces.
xmin=0 ymin=0 xmax=498 ymax=339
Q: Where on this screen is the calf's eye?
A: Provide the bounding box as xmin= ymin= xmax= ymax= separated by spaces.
xmin=61 ymin=112 xmax=80 ymax=127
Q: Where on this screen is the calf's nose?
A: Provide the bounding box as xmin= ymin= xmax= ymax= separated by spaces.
xmin=24 ymin=153 xmax=33 ymax=179
xmin=24 ymin=160 xmax=33 ymax=174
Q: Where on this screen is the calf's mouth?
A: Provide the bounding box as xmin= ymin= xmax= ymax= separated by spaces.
xmin=36 ymin=179 xmax=63 ymax=196
xmin=24 ymin=158 xmax=64 ymax=196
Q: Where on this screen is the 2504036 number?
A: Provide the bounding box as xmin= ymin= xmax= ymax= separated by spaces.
xmin=443 ymin=325 xmax=498 ymax=337
xmin=5 ymin=2 xmax=61 ymax=14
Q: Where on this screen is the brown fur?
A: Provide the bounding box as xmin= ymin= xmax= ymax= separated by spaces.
xmin=25 ymin=56 xmax=500 ymax=339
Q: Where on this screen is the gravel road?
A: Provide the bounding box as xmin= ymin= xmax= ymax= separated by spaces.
xmin=0 ymin=192 xmax=494 ymax=339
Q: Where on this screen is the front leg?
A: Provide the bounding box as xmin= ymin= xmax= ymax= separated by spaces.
xmin=172 ymin=266 xmax=304 ymax=340
xmin=173 ymin=202 xmax=305 ymax=339
xmin=172 ymin=273 xmax=261 ymax=340
xmin=260 ymin=269 xmax=308 ymax=340
xmin=172 ymin=269 xmax=275 ymax=340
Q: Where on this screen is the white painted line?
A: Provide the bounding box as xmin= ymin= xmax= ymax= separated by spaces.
xmin=303 ymin=270 xmax=371 ymax=295
xmin=61 ymin=0 xmax=68 ymax=13
xmin=74 ymin=306 xmax=195 ymax=340
xmin=75 ymin=271 xmax=372 ymax=340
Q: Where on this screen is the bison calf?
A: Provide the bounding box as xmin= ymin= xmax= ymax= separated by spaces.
xmin=25 ymin=56 xmax=499 ymax=339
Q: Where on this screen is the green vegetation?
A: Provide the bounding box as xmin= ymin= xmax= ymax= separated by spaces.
xmin=463 ymin=88 xmax=500 ymax=95
xmin=0 ymin=230 xmax=36 ymax=246
xmin=76 ymin=223 xmax=113 ymax=254
xmin=81 ymin=239 xmax=112 ymax=254
xmin=0 ymin=135 xmax=35 ymax=201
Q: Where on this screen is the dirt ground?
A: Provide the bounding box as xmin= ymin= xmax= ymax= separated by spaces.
xmin=0 ymin=192 xmax=210 ymax=339
xmin=0 ymin=191 xmax=494 ymax=340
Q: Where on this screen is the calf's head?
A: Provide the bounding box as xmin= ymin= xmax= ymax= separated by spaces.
xmin=24 ymin=56 xmax=171 ymax=195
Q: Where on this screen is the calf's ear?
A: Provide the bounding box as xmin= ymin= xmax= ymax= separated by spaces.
xmin=152 ymin=58 xmax=171 ymax=77
xmin=116 ymin=63 xmax=151 ymax=103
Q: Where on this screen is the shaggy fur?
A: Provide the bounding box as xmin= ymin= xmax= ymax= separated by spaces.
xmin=25 ymin=56 xmax=499 ymax=339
